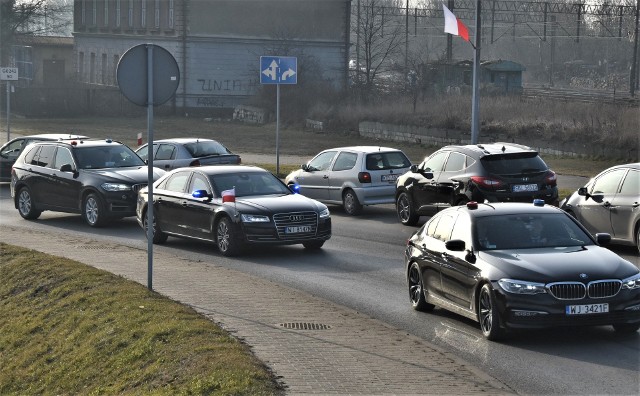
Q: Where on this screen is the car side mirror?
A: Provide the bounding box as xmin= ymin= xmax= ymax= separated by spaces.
xmin=301 ymin=164 xmax=310 ymax=172
xmin=577 ymin=187 xmax=589 ymax=197
xmin=192 ymin=189 xmax=212 ymax=201
xmin=445 ymin=239 xmax=466 ymax=251
xmin=59 ymin=163 xmax=75 ymax=173
xmin=410 ymin=164 xmax=419 ymax=173
xmin=595 ymin=233 xmax=611 ymax=246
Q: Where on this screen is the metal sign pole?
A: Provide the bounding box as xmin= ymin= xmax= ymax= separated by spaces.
xmin=276 ymin=84 xmax=280 ymax=175
xmin=146 ymin=45 xmax=154 ymax=291
xmin=6 ymin=81 xmax=10 ymax=141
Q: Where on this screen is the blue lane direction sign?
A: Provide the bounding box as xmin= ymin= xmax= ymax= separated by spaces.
xmin=260 ymin=56 xmax=297 ymax=85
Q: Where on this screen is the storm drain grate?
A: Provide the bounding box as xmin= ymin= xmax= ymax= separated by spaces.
xmin=279 ymin=322 xmax=332 ymax=330
xmin=76 ymin=245 xmax=114 ymax=250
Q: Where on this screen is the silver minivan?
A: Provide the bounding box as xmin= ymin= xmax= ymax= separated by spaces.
xmin=285 ymin=146 xmax=412 ymax=215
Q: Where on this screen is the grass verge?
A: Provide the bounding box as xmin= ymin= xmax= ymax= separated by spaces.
xmin=0 ymin=243 xmax=283 ymax=395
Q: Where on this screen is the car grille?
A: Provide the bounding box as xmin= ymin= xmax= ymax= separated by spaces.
xmin=132 ymin=183 xmax=147 ymax=193
xmin=273 ymin=211 xmax=317 ymax=240
xmin=547 ymin=280 xmax=622 ymax=300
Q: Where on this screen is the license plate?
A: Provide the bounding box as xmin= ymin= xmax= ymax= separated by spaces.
xmin=566 ymin=303 xmax=609 ymax=315
xmin=381 ymin=174 xmax=398 ymax=182
xmin=512 ymin=183 xmax=538 ymax=192
xmin=285 ymin=226 xmax=312 ymax=233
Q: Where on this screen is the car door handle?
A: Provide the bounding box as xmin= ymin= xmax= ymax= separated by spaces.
xmin=633 ymin=202 xmax=639 ymax=208
xmin=323 ymin=175 xmax=329 ymax=179
xmin=181 ymin=201 xmax=188 ymax=207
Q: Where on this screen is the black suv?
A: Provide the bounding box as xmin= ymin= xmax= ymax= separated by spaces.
xmin=10 ymin=138 xmax=165 ymax=227
xmin=395 ymin=142 xmax=558 ymax=225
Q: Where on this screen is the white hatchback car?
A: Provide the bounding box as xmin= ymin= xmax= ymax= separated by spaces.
xmin=285 ymin=146 xmax=412 ymax=215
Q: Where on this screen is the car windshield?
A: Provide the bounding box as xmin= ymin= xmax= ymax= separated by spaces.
xmin=480 ymin=152 xmax=548 ymax=176
xmin=474 ymin=213 xmax=594 ymax=250
xmin=184 ymin=141 xmax=231 ymax=158
xmin=75 ymin=146 xmax=145 ymax=169
xmin=210 ymin=172 xmax=291 ymax=197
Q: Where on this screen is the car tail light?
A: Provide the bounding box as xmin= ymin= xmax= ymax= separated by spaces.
xmin=470 ymin=176 xmax=503 ymax=189
xmin=189 ymin=159 xmax=201 ymax=167
xmin=358 ymin=172 xmax=371 ymax=183
xmin=544 ymin=170 xmax=557 ymax=186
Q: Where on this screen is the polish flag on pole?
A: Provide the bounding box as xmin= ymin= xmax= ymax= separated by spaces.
xmin=221 ymin=187 xmax=236 ymax=203
xmin=137 ymin=132 xmax=143 ymax=146
xmin=443 ymin=4 xmax=470 ymax=42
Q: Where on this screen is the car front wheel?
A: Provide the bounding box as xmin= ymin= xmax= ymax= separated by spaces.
xmin=408 ymin=262 xmax=434 ymax=312
xmin=143 ymin=211 xmax=168 ymax=244
xmin=83 ymin=193 xmax=107 ymax=227
xmin=478 ymin=284 xmax=506 ymax=341
xmin=342 ymin=189 xmax=362 ymax=215
xmin=303 ymin=240 xmax=325 ymax=250
xmin=396 ymin=192 xmax=419 ymax=226
xmin=216 ymin=216 xmax=242 ymax=256
xmin=17 ymin=187 xmax=42 ymax=220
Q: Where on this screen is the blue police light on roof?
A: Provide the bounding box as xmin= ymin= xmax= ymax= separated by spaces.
xmin=533 ymin=199 xmax=545 ymax=207
xmin=291 ymin=184 xmax=301 ymax=194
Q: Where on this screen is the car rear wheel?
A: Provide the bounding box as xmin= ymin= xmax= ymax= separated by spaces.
xmin=303 ymin=240 xmax=325 ymax=250
xmin=216 ymin=216 xmax=242 ymax=257
xmin=83 ymin=193 xmax=107 ymax=227
xmin=612 ymin=323 xmax=640 ymax=334
xmin=396 ymin=192 xmax=419 ymax=226
xmin=478 ymin=284 xmax=506 ymax=341
xmin=143 ymin=210 xmax=168 ymax=244
xmin=342 ymin=189 xmax=362 ymax=215
xmin=408 ymin=262 xmax=435 ymax=312
xmin=17 ymin=187 xmax=42 ymax=220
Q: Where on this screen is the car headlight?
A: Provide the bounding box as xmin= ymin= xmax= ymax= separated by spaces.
xmin=241 ymin=214 xmax=270 ymax=223
xmin=622 ymin=273 xmax=640 ymax=290
xmin=101 ymin=183 xmax=132 ymax=192
xmin=498 ymin=279 xmax=547 ymax=294
xmin=319 ymin=208 xmax=330 ymax=218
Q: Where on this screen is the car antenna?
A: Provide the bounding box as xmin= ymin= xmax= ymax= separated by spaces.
xmin=502 ymin=145 xmax=506 ymax=152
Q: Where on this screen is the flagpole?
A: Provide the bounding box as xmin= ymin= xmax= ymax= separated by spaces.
xmin=471 ymin=0 xmax=481 ymax=145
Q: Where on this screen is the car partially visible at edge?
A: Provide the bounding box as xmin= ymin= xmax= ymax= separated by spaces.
xmin=560 ymin=163 xmax=639 ymax=254
xmin=135 ymin=137 xmax=241 ymax=172
xmin=0 ymin=133 xmax=89 ymax=182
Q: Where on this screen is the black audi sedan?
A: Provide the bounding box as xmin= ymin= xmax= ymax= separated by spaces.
xmin=11 ymin=139 xmax=165 ymax=227
xmin=405 ymin=200 xmax=640 ymax=341
xmin=136 ymin=165 xmax=331 ymax=256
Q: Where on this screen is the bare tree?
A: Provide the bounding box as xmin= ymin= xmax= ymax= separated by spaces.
xmin=352 ymin=0 xmax=406 ymax=94
xmin=0 ymin=0 xmax=72 ymax=64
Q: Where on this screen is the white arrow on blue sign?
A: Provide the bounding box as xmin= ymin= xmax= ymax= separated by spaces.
xmin=260 ymin=56 xmax=297 ymax=85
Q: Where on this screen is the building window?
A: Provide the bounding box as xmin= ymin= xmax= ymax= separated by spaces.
xmin=115 ymin=0 xmax=120 ymax=27
xmin=90 ymin=53 xmax=96 ymax=83
xmin=81 ymin=0 xmax=86 ymax=25
xmin=79 ymin=52 xmax=85 ymax=82
xmin=141 ymin=0 xmax=146 ymax=28
xmin=101 ymin=53 xmax=107 ymax=84
xmin=113 ymin=54 xmax=120 ymax=86
xmin=92 ymin=0 xmax=97 ymax=25
xmin=154 ymin=0 xmax=160 ymax=28
xmin=168 ymin=0 xmax=174 ymax=29
xmin=104 ymin=0 xmax=109 ymax=26
xmin=128 ymin=0 xmax=133 ymax=28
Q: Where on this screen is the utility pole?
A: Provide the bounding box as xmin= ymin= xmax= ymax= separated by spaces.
xmin=631 ymin=0 xmax=639 ymax=96
xmin=471 ymin=0 xmax=481 ymax=144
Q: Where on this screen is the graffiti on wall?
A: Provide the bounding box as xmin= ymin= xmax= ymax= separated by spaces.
xmin=197 ymin=78 xmax=260 ymax=92
xmin=196 ymin=97 xmax=225 ymax=107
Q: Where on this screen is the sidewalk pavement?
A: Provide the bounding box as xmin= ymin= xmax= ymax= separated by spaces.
xmin=1 ymin=224 xmax=514 ymax=395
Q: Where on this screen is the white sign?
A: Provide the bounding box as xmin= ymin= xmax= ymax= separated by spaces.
xmin=1 ymin=67 xmax=19 ymax=81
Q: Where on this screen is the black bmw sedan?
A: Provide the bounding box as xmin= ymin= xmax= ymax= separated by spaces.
xmin=405 ymin=200 xmax=640 ymax=341
xmin=136 ymin=165 xmax=331 ymax=256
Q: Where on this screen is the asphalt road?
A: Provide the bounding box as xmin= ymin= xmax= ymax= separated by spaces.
xmin=0 ymin=181 xmax=638 ymax=395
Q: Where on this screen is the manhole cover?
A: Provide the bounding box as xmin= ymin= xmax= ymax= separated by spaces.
xmin=279 ymin=323 xmax=332 ymax=330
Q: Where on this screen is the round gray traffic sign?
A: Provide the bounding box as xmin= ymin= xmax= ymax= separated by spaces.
xmin=117 ymin=44 xmax=180 ymax=106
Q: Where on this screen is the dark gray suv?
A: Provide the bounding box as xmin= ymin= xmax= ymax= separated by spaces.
xmin=395 ymin=142 xmax=558 ymax=225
